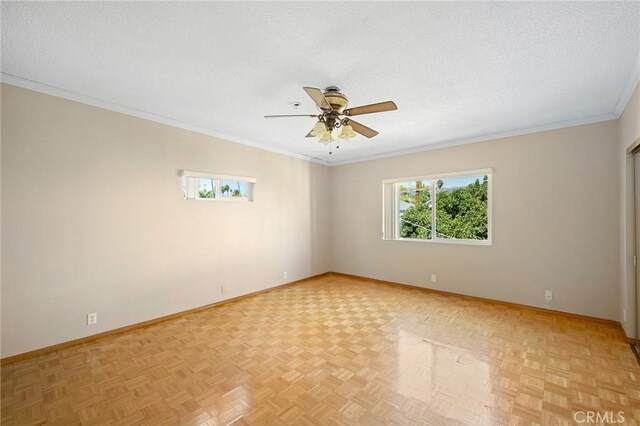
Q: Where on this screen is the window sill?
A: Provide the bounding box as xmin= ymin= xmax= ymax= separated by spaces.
xmin=384 ymin=237 xmax=491 ymax=246
xmin=186 ymin=197 xmax=251 ymax=203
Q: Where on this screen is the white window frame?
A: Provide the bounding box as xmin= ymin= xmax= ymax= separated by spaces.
xmin=180 ymin=170 xmax=256 ymax=202
xmin=382 ymin=168 xmax=492 ymax=246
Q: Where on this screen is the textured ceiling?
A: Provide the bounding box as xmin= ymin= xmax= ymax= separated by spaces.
xmin=2 ymin=2 xmax=639 ymax=164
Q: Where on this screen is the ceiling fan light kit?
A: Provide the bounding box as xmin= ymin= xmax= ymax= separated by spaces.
xmin=265 ymin=86 xmax=397 ymax=155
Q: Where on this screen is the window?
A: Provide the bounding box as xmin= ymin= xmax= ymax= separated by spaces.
xmin=180 ymin=170 xmax=256 ymax=202
xmin=383 ymin=169 xmax=492 ymax=245
xmin=219 ymin=180 xmax=248 ymax=198
xmin=198 ymin=178 xmax=215 ymax=199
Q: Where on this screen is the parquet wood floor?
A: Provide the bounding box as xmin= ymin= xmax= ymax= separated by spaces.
xmin=2 ymin=274 xmax=639 ymax=425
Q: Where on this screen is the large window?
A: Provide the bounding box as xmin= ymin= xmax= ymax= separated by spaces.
xmin=181 ymin=170 xmax=256 ymax=202
xmin=383 ymin=169 xmax=492 ymax=245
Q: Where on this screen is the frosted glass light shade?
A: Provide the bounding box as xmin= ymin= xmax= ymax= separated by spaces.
xmin=319 ymin=130 xmax=334 ymax=143
xmin=310 ymin=121 xmax=327 ymax=137
xmin=339 ymin=125 xmax=356 ymax=140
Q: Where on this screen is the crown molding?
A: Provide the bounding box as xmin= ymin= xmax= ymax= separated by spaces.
xmin=1 ymin=72 xmax=624 ymax=168
xmin=329 ymin=112 xmax=617 ymax=166
xmin=0 ymin=73 xmax=331 ymax=166
xmin=614 ymin=50 xmax=640 ymax=118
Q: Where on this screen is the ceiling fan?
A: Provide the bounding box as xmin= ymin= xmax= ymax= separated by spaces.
xmin=265 ymin=86 xmax=397 ymax=154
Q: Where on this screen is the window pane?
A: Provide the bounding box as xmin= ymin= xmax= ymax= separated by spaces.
xmin=435 ymin=175 xmax=488 ymax=240
xmin=399 ymin=180 xmax=432 ymax=239
xmin=198 ymin=178 xmax=214 ymax=199
xmin=220 ymin=180 xmax=247 ymax=198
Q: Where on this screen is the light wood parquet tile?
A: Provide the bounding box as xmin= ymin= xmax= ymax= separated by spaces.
xmin=2 ymin=274 xmax=639 ymax=425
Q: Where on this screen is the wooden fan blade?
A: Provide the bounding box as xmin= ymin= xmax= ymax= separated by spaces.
xmin=264 ymin=114 xmax=317 ymax=118
xmin=344 ymin=101 xmax=397 ymax=116
xmin=303 ymin=87 xmax=331 ymax=110
xmin=348 ymin=119 xmax=379 ymax=138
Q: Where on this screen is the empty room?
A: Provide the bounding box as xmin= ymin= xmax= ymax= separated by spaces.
xmin=2 ymin=1 xmax=640 ymax=425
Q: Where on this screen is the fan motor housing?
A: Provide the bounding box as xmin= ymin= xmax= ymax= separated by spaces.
xmin=323 ymin=86 xmax=349 ymax=113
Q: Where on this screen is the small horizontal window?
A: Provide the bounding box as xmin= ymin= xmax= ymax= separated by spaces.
xmin=383 ymin=169 xmax=492 ymax=245
xmin=180 ymin=170 xmax=256 ymax=202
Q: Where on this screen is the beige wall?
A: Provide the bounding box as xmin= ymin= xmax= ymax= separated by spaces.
xmin=331 ymin=121 xmax=620 ymax=320
xmin=0 ymin=84 xmax=331 ymax=358
xmin=0 ymin=82 xmax=630 ymax=357
xmin=619 ymin=81 xmax=640 ymax=337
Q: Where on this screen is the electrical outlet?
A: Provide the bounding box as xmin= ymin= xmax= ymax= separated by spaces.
xmin=431 ymin=274 xmax=437 ymax=283
xmin=221 ymin=285 xmax=225 ymax=294
xmin=624 ymin=308 xmax=627 ymax=322
xmin=283 ymin=271 xmax=288 ymax=280
xmin=87 ymin=312 xmax=97 ymax=325
xmin=545 ymin=290 xmax=553 ymax=302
